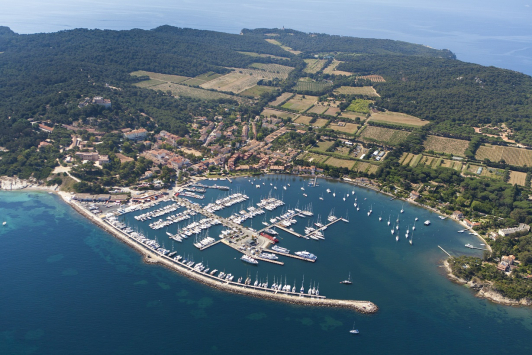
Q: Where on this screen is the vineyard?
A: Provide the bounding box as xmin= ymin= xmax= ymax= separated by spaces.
xmin=328 ymin=122 xmax=359 ymax=134
xmin=353 ymin=161 xmax=379 ymax=174
xmin=323 ymin=60 xmax=353 ymax=76
xmin=509 ymin=171 xmax=528 ymax=186
xmin=294 ymin=80 xmax=333 ymax=92
xmin=303 ymin=59 xmax=327 ymax=73
xmin=249 ymin=63 xmax=294 ymax=75
xmin=306 ymin=105 xmax=329 ymax=115
xmin=475 ymin=145 xmax=532 ymax=167
xmin=334 ymin=86 xmax=379 ymax=97
xmin=201 ymin=68 xmax=290 ymax=93
xmin=360 ymin=126 xmax=410 ymax=145
xmin=281 ymin=95 xmax=318 ymax=112
xmin=270 ymin=92 xmax=294 ymax=106
xmin=346 ymin=99 xmax=371 ymax=114
xmin=260 ymin=108 xmax=296 ymax=120
xmin=424 ymin=136 xmax=469 ymax=156
xmin=370 ymin=111 xmax=428 ymax=127
xmin=323 ymin=157 xmax=356 ymax=169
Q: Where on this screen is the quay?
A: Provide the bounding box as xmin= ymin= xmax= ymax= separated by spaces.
xmin=199 ymin=238 xmax=223 ymax=251
xmin=221 ymin=239 xmax=285 ymax=265
xmin=60 ymin=192 xmax=379 ymax=314
xmin=267 ymin=249 xmax=316 ymax=262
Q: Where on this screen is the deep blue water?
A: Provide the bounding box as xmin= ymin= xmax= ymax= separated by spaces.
xmin=0 ymin=0 xmax=531 ymax=75
xmin=1 ymin=175 xmax=531 ymax=354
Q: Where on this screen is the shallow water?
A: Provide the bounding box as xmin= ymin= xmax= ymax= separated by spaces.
xmin=1 ymin=176 xmax=531 ymax=354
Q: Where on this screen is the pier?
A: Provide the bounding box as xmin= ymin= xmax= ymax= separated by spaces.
xmin=199 ymin=239 xmax=223 ymax=251
xmin=438 ymin=245 xmax=452 ymax=257
xmin=221 ymin=239 xmax=285 ymax=265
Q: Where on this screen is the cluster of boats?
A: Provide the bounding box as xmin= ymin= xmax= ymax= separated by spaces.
xmin=183 ymin=186 xmax=206 ymax=193
xmin=193 ymin=235 xmax=216 ymax=249
xmin=179 ymin=191 xmax=204 ymax=199
xmin=227 ymin=206 xmax=265 ymax=224
xmin=204 ymin=193 xmax=249 ymax=212
xmin=116 ymin=201 xmax=161 ymax=215
xmin=167 ymin=217 xmax=221 ymax=242
xmin=134 ymin=202 xmax=181 ymax=221
xmin=257 ymin=197 xmax=285 ymax=211
xmin=149 ymin=210 xmax=196 ymax=229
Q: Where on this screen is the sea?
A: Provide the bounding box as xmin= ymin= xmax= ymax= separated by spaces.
xmin=1 ymin=175 xmax=531 ymax=354
xmin=0 ymin=0 xmax=531 ymax=76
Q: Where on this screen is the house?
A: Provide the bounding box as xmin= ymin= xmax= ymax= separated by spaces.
xmin=452 ymin=211 xmax=464 ymax=220
xmin=98 ymin=155 xmax=109 ymax=165
xmin=38 ymin=124 xmax=54 ymax=133
xmin=38 ymin=141 xmax=51 ymax=150
xmin=465 ymin=219 xmax=481 ymax=228
xmin=497 ymin=261 xmax=510 ymax=272
xmin=501 ymin=255 xmax=516 ymax=265
xmin=75 ymin=152 xmax=99 ymax=161
xmin=498 ymin=223 xmax=530 ymax=237
xmin=167 ymin=156 xmax=190 ymax=170
xmin=124 ymin=128 xmax=148 ymax=140
xmin=269 ymin=165 xmax=285 ymax=172
xmin=409 ymin=191 xmax=421 ymax=201
xmin=92 ymin=97 xmax=112 ymax=108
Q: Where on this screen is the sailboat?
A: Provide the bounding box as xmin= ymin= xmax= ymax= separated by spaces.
xmin=412 ymin=221 xmax=416 ymax=231
xmin=340 ymin=272 xmax=352 ymax=285
xmin=319 ymin=193 xmax=324 ymax=200
xmin=400 ymin=203 xmax=404 ymax=213
xmin=379 ymin=212 xmax=382 ymax=221
xmin=367 ymin=204 xmax=372 ymax=216
xmin=333 ymin=190 xmax=336 ymax=197
xmin=2 ymin=221 xmax=6 ymax=226
xmin=410 ymin=230 xmax=413 ymax=245
xmin=387 ymin=215 xmax=391 ymax=226
xmin=350 ymin=321 xmax=360 ymax=334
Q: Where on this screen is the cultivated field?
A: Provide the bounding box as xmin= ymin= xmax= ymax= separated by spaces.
xmin=249 ymin=63 xmax=294 ymax=75
xmin=134 ymin=79 xmax=165 ymax=88
xmin=409 ymin=154 xmax=422 ymax=167
xmin=346 ymin=99 xmax=371 ymax=114
xmin=144 ymin=82 xmax=241 ymax=102
xmin=260 ymin=108 xmax=297 ymax=121
xmin=360 ymin=126 xmax=410 ymax=145
xmin=509 ymin=171 xmax=527 ymax=186
xmin=130 ymin=70 xmax=190 ymax=84
xmin=201 ymin=68 xmax=289 ymax=94
xmin=270 ymin=92 xmax=294 ymax=106
xmin=238 ymin=52 xmax=289 ymax=60
xmin=328 ymin=122 xmax=359 ymax=134
xmin=294 ymin=80 xmax=333 ymax=92
xmin=475 ymin=145 xmax=532 ymax=167
xmin=323 ymin=157 xmax=356 ymax=169
xmin=307 ymin=105 xmax=328 ymax=115
xmin=295 ymin=116 xmax=328 ymax=127
xmin=334 ymin=86 xmax=379 ymax=97
xmin=339 ymin=111 xmax=364 ymax=120
xmin=315 ymin=141 xmax=334 ymax=152
xmin=304 ymin=59 xmax=327 ymax=73
xmin=264 ymin=39 xmax=301 ymax=55
xmin=281 ymin=95 xmax=318 ymax=112
xmin=301 ymin=152 xmax=329 ymax=164
xmin=358 ymin=75 xmax=386 ymax=82
xmin=323 ymin=60 xmax=353 ymax=76
xmin=423 ymin=136 xmax=469 ymax=156
xmin=312 ymin=118 xmax=329 ymax=127
xmin=240 ymin=85 xmax=277 ymax=98
xmin=353 ymin=161 xmax=379 ymax=174
xmin=370 ymin=112 xmax=428 ymax=127
xmin=324 ymin=107 xmax=340 ymax=116
xmin=182 ymin=72 xmax=222 ymax=86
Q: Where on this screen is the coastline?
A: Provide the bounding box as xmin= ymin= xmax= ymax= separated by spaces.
xmin=442 ymin=259 xmax=532 ymax=307
xmin=52 ymin=189 xmax=378 ymax=314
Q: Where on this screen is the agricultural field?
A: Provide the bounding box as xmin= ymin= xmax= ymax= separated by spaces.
xmin=440 ymin=159 xmax=464 ymax=171
xmin=264 ymin=38 xmax=301 ymax=55
xmin=143 ymin=82 xmax=241 ymax=102
xmin=358 ymin=75 xmax=386 ymax=82
xmin=201 ymin=68 xmax=289 ymax=94
xmin=423 ymin=136 xmax=469 ymax=156
xmin=346 ymin=99 xmax=372 ymax=114
xmin=270 ymin=92 xmax=294 ymax=106
xmin=301 ymin=152 xmax=330 ymax=164
xmin=182 ymin=72 xmax=222 ymax=86
xmin=306 ymin=105 xmax=328 ymax=115
xmin=360 ymin=126 xmax=410 ymax=145
xmin=399 ymin=152 xmax=413 ymax=165
xmin=249 ymin=63 xmax=294 ymax=75
xmin=130 ymin=70 xmax=190 ymax=84
xmin=260 ymin=108 xmax=297 ymax=121
xmin=370 ymin=111 xmax=428 ymax=127
xmin=238 ymin=52 xmax=289 ymax=60
xmin=353 ymin=161 xmax=379 ymax=174
xmin=509 ymin=171 xmax=527 ymax=186
xmin=334 ymin=86 xmax=379 ymax=97
xmin=324 ymin=107 xmax=340 ymax=116
xmin=315 ymin=141 xmax=334 ymax=152
xmin=323 ymin=157 xmax=356 ymax=169
xmin=134 ymin=79 xmax=165 ymax=88
xmin=295 ymin=116 xmax=328 ymax=127
xmin=328 ymin=122 xmax=359 ymax=134
xmin=323 ymin=60 xmax=353 ymax=76
xmin=475 ymin=145 xmax=532 ymax=167
xmin=281 ymin=94 xmax=318 ymax=112
xmin=240 ymin=85 xmax=277 ymax=98
xmin=339 ymin=111 xmax=364 ymax=120
xmin=294 ymin=80 xmax=333 ymax=92
xmin=409 ymin=154 xmax=422 ymax=167
xmin=464 ymin=165 xmax=503 ymax=180
xmin=303 ymin=59 xmax=327 ymax=73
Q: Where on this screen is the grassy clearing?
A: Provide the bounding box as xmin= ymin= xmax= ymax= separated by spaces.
xmin=323 ymin=60 xmax=353 ymax=76
xmin=346 ymin=99 xmax=372 ymax=114
xmin=360 ymin=126 xmax=410 ymax=145
xmin=370 ymin=111 xmax=428 ymax=127
xmin=324 ymin=157 xmax=356 ymax=169
xmin=130 ymin=70 xmax=190 ymax=84
xmin=353 ymin=161 xmax=379 ymax=174
xmin=509 ymin=171 xmax=527 ymax=186
xmin=339 ymin=111 xmax=364 ymax=120
xmin=264 ymin=38 xmax=301 ymax=55
xmin=301 ymin=152 xmax=330 ymax=164
xmin=294 ymin=80 xmax=333 ymax=92
xmin=303 ymin=59 xmax=327 ymax=73
xmin=249 ymin=63 xmax=294 ymax=75
xmin=261 ymin=108 xmax=297 ymax=120
xmin=240 ymin=85 xmax=277 ymax=98
xmin=475 ymin=145 xmax=532 ymax=167
xmin=238 ymin=51 xmax=289 ymax=60
xmin=281 ymin=94 xmax=318 ymax=112
xmin=200 ymin=68 xmax=289 ymax=94
xmin=315 ymin=141 xmax=334 ymax=152
xmin=270 ymin=92 xmax=294 ymax=106
xmin=144 ymin=82 xmax=241 ymax=102
xmin=307 ymin=105 xmax=328 ymax=115
xmin=424 ymin=136 xmax=469 ymax=156
xmin=324 ymin=107 xmax=340 ymax=116
xmin=313 ymin=118 xmax=329 ymax=127
xmin=328 ymin=122 xmax=359 ymax=134
xmin=134 ymin=79 xmax=165 ymax=88
xmin=334 ymin=86 xmax=379 ymax=97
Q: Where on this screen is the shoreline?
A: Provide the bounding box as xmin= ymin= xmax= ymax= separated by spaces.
xmin=52 ymin=190 xmax=378 ymax=314
xmin=442 ymin=260 xmax=532 ymax=307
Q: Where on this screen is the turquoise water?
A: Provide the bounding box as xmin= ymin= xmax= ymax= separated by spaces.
xmin=1 ymin=176 xmax=531 ymax=354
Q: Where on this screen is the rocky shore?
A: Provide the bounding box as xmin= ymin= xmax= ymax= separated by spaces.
xmin=443 ymin=259 xmax=532 ymax=307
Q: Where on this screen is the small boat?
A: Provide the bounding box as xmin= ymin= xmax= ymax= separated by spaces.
xmin=439 ymin=216 xmax=447 ymax=220
xmin=415 ymin=217 xmax=419 ymax=221
xmin=283 ymin=186 xmax=287 ymax=190
xmin=465 ymin=243 xmax=473 ymax=249
xmin=301 ymin=187 xmax=305 ymax=191
xmin=424 ymin=220 xmax=431 ymax=226
xmin=326 ymin=189 xmax=331 ymax=193
xmin=387 ymin=216 xmax=391 ymax=226
xmin=340 ymin=272 xmax=352 ymax=285
xmin=350 ymin=321 xmax=359 ymax=334
xmin=400 ymin=203 xmax=404 ymax=213
xmin=2 ymin=221 xmax=6 ymax=226
xmin=457 ymin=229 xmax=465 ymax=233
xmin=410 ymin=231 xmax=413 ymax=245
